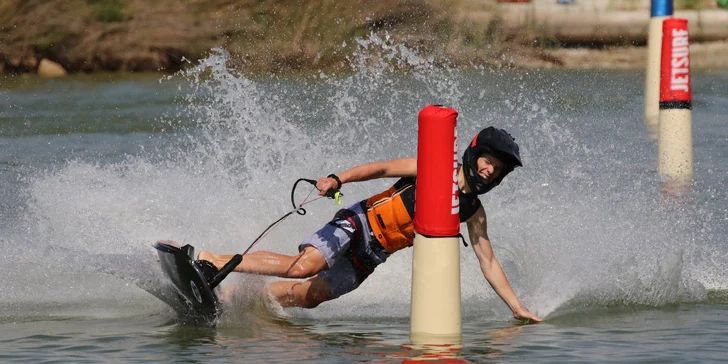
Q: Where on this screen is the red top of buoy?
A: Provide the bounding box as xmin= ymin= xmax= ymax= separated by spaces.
xmin=659 ymin=18 xmax=692 ymax=107
xmin=413 ymin=105 xmax=461 ymax=237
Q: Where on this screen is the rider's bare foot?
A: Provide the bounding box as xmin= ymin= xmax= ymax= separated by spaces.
xmin=156 ymin=240 xmax=180 ymax=247
xmin=197 ymin=250 xmax=219 ymax=268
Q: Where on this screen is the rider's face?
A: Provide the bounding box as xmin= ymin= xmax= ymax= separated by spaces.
xmin=477 ymin=154 xmax=505 ymax=182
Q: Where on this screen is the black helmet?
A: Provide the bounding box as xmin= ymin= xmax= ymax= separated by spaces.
xmin=462 ymin=127 xmax=522 ymax=195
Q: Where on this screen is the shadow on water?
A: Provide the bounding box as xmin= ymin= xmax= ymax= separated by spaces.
xmin=156 ymin=310 xmax=467 ymax=362
xmin=155 ymin=306 xmax=544 ymax=363
xmin=706 ymin=289 xmax=728 ymax=304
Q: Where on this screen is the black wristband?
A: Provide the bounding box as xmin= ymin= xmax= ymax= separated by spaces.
xmin=327 ymin=174 xmax=342 ymax=190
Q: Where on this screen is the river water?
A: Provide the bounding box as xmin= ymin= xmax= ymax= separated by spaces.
xmin=1 ymin=38 xmax=727 ymax=362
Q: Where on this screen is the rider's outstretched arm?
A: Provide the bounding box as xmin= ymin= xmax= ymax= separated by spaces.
xmin=466 ymin=206 xmax=542 ymax=323
xmin=316 ymin=158 xmax=416 ymax=194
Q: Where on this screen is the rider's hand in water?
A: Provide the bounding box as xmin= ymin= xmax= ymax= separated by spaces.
xmin=513 ymin=308 xmax=542 ymax=323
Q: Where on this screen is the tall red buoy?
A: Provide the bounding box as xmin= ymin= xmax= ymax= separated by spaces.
xmin=410 ymin=105 xmax=462 ymax=342
xmin=658 ymin=18 xmax=693 ymax=195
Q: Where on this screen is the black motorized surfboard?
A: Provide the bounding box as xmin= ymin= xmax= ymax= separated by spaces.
xmin=153 ymin=241 xmax=242 ymax=326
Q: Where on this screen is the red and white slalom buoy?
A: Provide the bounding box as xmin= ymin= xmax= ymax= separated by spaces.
xmin=658 ymin=18 xmax=693 ymax=194
xmin=644 ymin=0 xmax=674 ymax=139
xmin=411 ymin=105 xmax=462 ymax=342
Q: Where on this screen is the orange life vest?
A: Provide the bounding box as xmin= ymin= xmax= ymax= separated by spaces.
xmin=365 ymin=179 xmax=416 ymax=254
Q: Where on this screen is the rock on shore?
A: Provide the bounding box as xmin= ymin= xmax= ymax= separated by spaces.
xmin=37 ymin=59 xmax=68 ymax=78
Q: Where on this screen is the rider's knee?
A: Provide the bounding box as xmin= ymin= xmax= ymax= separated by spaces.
xmin=286 ymin=263 xmax=319 ymax=279
xmin=301 ymin=297 xmax=324 ymax=309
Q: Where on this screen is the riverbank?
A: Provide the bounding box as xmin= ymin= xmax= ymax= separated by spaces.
xmin=513 ymin=40 xmax=728 ymax=69
xmin=1 ymin=0 xmax=727 ymax=76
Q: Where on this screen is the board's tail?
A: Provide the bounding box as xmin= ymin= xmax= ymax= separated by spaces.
xmin=153 ymin=241 xmax=244 ymax=327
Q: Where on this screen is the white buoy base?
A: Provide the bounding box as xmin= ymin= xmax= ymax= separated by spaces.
xmin=410 ymin=233 xmax=461 ymax=338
